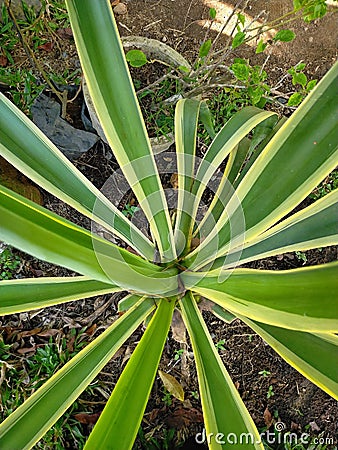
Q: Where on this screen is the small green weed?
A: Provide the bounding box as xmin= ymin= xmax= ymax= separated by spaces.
xmin=295 ymin=251 xmax=307 ymax=264
xmin=173 ymin=349 xmax=184 ymax=361
xmin=287 ymin=63 xmax=317 ymax=107
xmin=0 ymin=246 xmax=20 ymax=280
xmin=267 ymin=385 xmax=275 ymax=399
xmin=0 ymin=330 xmax=90 ymax=448
xmin=190 ymin=390 xmax=199 ymax=400
xmin=122 ymin=203 xmax=140 ymax=218
xmin=161 ymin=388 xmax=172 ymax=407
xmin=310 ymin=170 xmax=338 ymax=201
xmin=137 ymin=426 xmax=178 ymax=450
xmin=258 ymin=370 xmax=271 ymax=378
xmin=215 ymin=339 xmax=226 ymax=352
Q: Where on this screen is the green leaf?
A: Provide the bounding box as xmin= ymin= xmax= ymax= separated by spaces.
xmin=65 ymin=0 xmax=176 ymax=262
xmin=199 ymin=101 xmax=216 ymax=139
xmin=186 ymin=61 xmax=338 ymax=268
xmin=0 ymin=185 xmax=179 ymax=295
xmin=210 ymin=189 xmax=338 ymax=270
xmin=237 ymin=13 xmax=246 ymax=26
xmin=248 ymin=86 xmax=264 ymax=105
xmin=0 ymin=297 xmax=156 ymax=450
xmin=241 ymin=317 xmax=338 ymax=399
xmin=118 ymin=293 xmax=144 ymax=312
xmin=184 ymin=108 xmax=276 ymax=269
xmin=174 ymin=99 xmax=201 ymax=254
xmin=292 ymin=71 xmax=307 ymax=87
xmin=199 ymin=39 xmax=212 ymax=58
xmin=209 ymin=7 xmax=216 ymax=19
xmin=182 ymin=263 xmax=338 ymax=332
xmin=178 ymin=65 xmax=190 ymax=74
xmin=0 ymin=276 xmax=120 ymax=315
xmin=230 ymin=62 xmax=249 ymax=81
xmin=256 ymin=39 xmax=267 ymax=54
xmin=273 ymin=29 xmax=296 ymax=42
xmin=287 ymin=92 xmax=304 ymax=106
xmin=306 ymin=79 xmax=318 ymax=91
xmin=0 ymin=93 xmax=155 ymax=260
xmin=180 ymin=292 xmax=263 ymax=450
xmin=126 ymin=49 xmax=148 ymax=67
xmin=231 ymin=31 xmax=246 ymax=49
xmin=84 ymin=298 xmax=175 ymax=450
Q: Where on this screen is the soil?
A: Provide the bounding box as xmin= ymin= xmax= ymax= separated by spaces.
xmin=0 ymin=1 xmax=337 ymax=449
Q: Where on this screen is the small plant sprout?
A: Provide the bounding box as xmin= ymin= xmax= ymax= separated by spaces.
xmin=267 ymin=385 xmax=275 ymax=399
xmin=161 ymin=388 xmax=172 ymax=407
xmin=258 ymin=370 xmax=271 ymax=378
xmin=190 ymin=390 xmax=200 ymax=400
xmin=0 ymin=246 xmax=20 ymax=280
xmin=215 ymin=339 xmax=226 ymax=352
xmin=174 ymin=349 xmax=184 ymax=361
xmin=122 ymin=203 xmax=140 ymax=218
xmin=295 ymin=251 xmax=307 ymax=264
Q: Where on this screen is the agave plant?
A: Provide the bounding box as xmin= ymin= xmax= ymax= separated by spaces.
xmin=0 ymin=1 xmax=337 ymax=449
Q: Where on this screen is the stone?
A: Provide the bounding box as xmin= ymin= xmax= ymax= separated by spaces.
xmin=31 ymin=94 xmax=99 ymax=160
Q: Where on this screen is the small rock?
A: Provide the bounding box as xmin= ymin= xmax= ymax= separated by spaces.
xmin=309 ymin=421 xmax=321 ymax=432
xmin=31 ymin=94 xmax=99 ymax=160
xmin=114 ymin=3 xmax=127 ymax=15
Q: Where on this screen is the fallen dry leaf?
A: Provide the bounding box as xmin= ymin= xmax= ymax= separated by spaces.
xmin=170 ymin=173 xmax=179 ymax=189
xmin=37 ymin=329 xmax=61 ymax=338
xmin=171 ymin=309 xmax=186 ymax=343
xmin=38 ymin=42 xmax=54 ymax=52
xmin=113 ymin=3 xmax=127 ymax=15
xmin=85 ymin=324 xmax=97 ymax=336
xmin=17 ymin=328 xmax=42 ymax=339
xmin=263 ymin=407 xmax=273 ymax=428
xmin=57 ymin=27 xmax=73 ymax=40
xmin=0 ymin=55 xmax=8 ymax=67
xmin=17 ymin=346 xmax=36 ymax=355
xmin=111 ymin=0 xmax=120 ymax=5
xmin=121 ymin=345 xmax=133 ymax=366
xmin=74 ymin=412 xmax=101 ymax=425
xmin=158 ymin=370 xmax=184 ymax=401
xmin=165 ymin=407 xmax=203 ymax=428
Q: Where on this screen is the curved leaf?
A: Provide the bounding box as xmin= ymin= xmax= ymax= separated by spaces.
xmin=0 ymin=185 xmax=179 ymax=295
xmin=0 ymin=93 xmax=154 ymax=260
xmin=0 ymin=297 xmax=155 ymax=450
xmin=65 ymin=0 xmax=176 ymax=261
xmin=0 ymin=276 xmax=120 ymax=315
xmin=182 ymin=263 xmax=338 ymax=332
xmin=190 ymin=108 xmax=275 ymax=231
xmin=174 ymin=98 xmax=201 ymax=254
xmin=184 ymin=62 xmax=338 ymax=269
xmin=210 ymin=189 xmax=338 ymax=270
xmin=180 ymin=292 xmax=263 ymax=450
xmin=84 ymin=298 xmax=175 ymax=450
xmin=241 ymin=317 xmax=338 ymax=399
